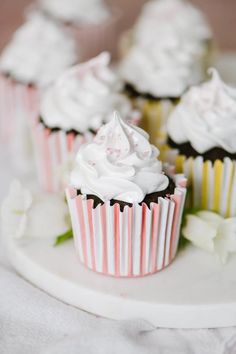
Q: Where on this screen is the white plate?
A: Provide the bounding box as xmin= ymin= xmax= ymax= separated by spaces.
xmin=7 ymin=237 xmax=236 ymax=329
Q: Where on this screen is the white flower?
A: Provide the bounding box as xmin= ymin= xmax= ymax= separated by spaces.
xmin=182 ymin=210 xmax=236 ymax=264
xmin=1 ymin=180 xmax=33 ymax=239
xmin=1 ymin=180 xmax=71 ymax=240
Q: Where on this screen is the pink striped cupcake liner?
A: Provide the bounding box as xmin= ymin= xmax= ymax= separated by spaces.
xmin=66 ymin=176 xmax=187 ymax=277
xmin=0 ymin=74 xmax=40 ymax=172
xmin=33 ymin=122 xmax=95 ymax=193
xmin=69 ymin=8 xmax=122 ymax=61
xmin=0 ymin=74 xmax=39 ymax=144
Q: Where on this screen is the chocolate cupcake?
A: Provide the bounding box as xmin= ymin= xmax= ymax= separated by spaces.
xmin=166 ymin=69 xmax=236 ymax=216
xmin=66 ymin=113 xmax=187 ymax=277
xmin=0 ymin=13 xmax=78 ymax=171
xmin=119 ymin=0 xmax=213 ymax=148
xmin=35 ymin=52 xmax=140 ymax=192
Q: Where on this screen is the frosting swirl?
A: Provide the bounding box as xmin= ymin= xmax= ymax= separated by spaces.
xmin=167 ymin=69 xmax=236 ymax=154
xmin=0 ymin=14 xmax=77 ymax=87
xmin=120 ymin=0 xmax=212 ymax=98
xmin=120 ymin=43 xmax=204 ymax=98
xmin=40 ymin=53 xmax=133 ymax=132
xmin=38 ymin=0 xmax=110 ymax=25
xmin=133 ymin=0 xmax=212 ymax=48
xmin=70 ymin=113 xmax=169 ymax=203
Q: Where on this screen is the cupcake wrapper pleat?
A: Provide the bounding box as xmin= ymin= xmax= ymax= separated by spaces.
xmin=33 ymin=123 xmax=95 ymax=193
xmin=66 ymin=178 xmax=187 ymax=277
xmin=165 ymin=149 xmax=236 ymax=217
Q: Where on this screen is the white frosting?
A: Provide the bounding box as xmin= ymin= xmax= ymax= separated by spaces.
xmin=70 ymin=113 xmax=169 ymax=203
xmin=39 ymin=0 xmax=110 ymax=25
xmin=133 ymin=0 xmax=212 ymax=48
xmin=40 ymin=52 xmax=133 ymax=132
xmin=0 ymin=14 xmax=77 ymax=87
xmin=120 ymin=0 xmax=212 ymax=97
xmin=167 ymin=69 xmax=236 ymax=154
xmin=120 ymin=44 xmax=204 ymax=98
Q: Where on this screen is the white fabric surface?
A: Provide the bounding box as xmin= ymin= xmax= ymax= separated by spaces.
xmin=1 ymin=153 xmax=236 ymax=354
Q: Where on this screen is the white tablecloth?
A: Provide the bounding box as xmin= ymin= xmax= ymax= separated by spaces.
xmin=1 ymin=154 xmax=236 ymax=354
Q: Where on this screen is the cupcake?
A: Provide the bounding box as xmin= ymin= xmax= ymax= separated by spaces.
xmin=66 ymin=113 xmax=187 ymax=277
xmin=120 ymin=40 xmax=206 ymax=147
xmin=166 ymin=69 xmax=236 ymax=217
xmin=0 ymin=13 xmax=78 ymax=170
xmin=119 ymin=0 xmax=213 ymax=147
xmin=37 ymin=0 xmax=121 ymax=60
xmin=35 ymin=52 xmax=140 ymax=192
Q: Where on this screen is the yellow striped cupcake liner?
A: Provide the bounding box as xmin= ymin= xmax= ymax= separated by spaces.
xmin=130 ymin=97 xmax=178 ymax=147
xmin=164 ymin=149 xmax=236 ymax=217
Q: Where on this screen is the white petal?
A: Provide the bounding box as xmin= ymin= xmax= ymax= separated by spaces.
xmin=25 ymin=193 xmax=71 ymax=238
xmin=182 ymin=215 xmax=217 ymax=253
xmin=1 ymin=206 xmax=26 ymax=239
xmin=1 ymin=182 xmax=29 ymax=239
xmin=196 ymin=211 xmax=223 ymax=228
xmin=4 ymin=180 xmax=33 ymax=213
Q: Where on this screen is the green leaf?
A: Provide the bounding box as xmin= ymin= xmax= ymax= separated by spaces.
xmin=178 ymin=234 xmax=190 ymax=251
xmin=54 ymin=229 xmax=73 ymax=246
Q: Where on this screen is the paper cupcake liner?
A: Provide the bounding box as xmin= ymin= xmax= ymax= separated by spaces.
xmin=0 ymin=74 xmax=39 ymax=172
xmin=33 ymin=123 xmax=95 ymax=193
xmin=165 ymin=148 xmax=236 ymax=217
xmin=69 ymin=8 xmax=121 ymax=61
xmin=135 ymin=97 xmax=178 ymax=147
xmin=122 ymin=40 xmax=214 ymax=148
xmin=66 ymin=176 xmax=187 ymax=277
xmin=33 ymin=112 xmax=141 ymax=193
xmin=0 ymin=74 xmax=39 ymax=143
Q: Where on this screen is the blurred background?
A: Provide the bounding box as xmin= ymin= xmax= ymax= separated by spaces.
xmin=0 ymin=0 xmax=236 ymax=51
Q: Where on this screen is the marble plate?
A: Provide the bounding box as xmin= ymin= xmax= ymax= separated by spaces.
xmin=7 ymin=237 xmax=236 ymax=329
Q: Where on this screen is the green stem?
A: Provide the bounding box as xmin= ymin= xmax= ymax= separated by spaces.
xmin=54 ymin=229 xmax=73 ymax=246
